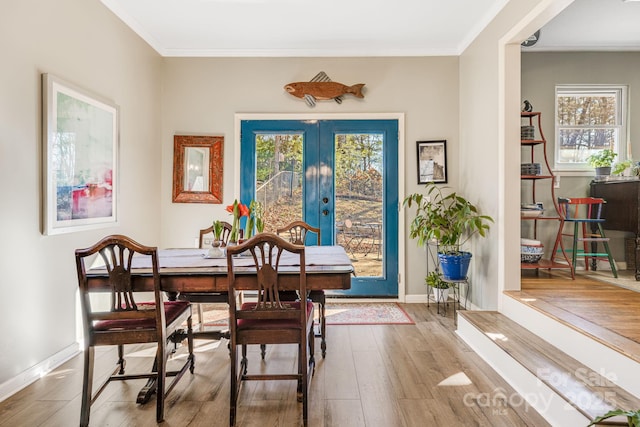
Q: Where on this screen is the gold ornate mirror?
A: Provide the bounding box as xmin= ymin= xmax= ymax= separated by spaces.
xmin=172 ymin=135 xmax=223 ymax=203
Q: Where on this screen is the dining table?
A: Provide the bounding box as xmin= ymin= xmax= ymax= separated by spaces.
xmin=87 ymin=245 xmax=354 ymax=293
xmin=86 ymin=244 xmax=353 ymax=403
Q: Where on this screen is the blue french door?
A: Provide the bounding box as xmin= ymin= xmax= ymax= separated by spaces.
xmin=240 ymin=119 xmax=398 ymax=297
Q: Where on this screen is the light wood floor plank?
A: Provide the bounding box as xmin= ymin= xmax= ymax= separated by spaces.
xmin=322 ymin=326 xmax=360 ymax=400
xmin=397 ymin=397 xmax=458 ymax=427
xmin=0 ymin=301 xmax=569 ymax=426
xmin=324 ymin=399 xmax=366 ymax=427
xmin=0 ymin=399 xmax=68 ymax=427
xmin=353 ymin=349 xmax=403 ymax=426
xmin=373 ymin=332 xmax=432 ymax=399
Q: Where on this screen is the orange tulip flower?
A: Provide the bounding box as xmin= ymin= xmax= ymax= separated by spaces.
xmin=238 ymin=203 xmax=250 ymax=217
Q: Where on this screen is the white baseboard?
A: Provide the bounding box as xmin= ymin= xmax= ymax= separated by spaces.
xmin=405 ymin=294 xmax=428 ymax=303
xmin=325 ymin=297 xmax=402 ymax=303
xmin=0 ymin=343 xmax=80 ymax=403
xmin=405 ymin=293 xmax=481 ymax=311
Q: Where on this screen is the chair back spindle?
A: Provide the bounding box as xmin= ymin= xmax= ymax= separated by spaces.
xmin=99 ymin=244 xmax=140 ymax=311
xmin=276 ymin=220 xmax=320 ymax=246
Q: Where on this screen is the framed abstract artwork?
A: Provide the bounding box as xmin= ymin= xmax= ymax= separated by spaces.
xmin=417 ymin=140 xmax=447 ymax=184
xmin=42 ymin=74 xmax=119 ymax=235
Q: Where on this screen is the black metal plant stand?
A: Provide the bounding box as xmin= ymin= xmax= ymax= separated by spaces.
xmin=425 ymin=241 xmax=470 ymax=324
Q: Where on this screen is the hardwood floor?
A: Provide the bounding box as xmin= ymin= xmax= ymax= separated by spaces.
xmin=517 ymin=269 xmax=640 ymax=362
xmin=0 ymin=304 xmax=550 ymax=426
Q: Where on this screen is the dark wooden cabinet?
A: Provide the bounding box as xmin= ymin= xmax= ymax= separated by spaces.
xmin=590 ymin=179 xmax=640 ymax=280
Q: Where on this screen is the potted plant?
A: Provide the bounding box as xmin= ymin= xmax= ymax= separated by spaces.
xmin=588 ymin=409 xmax=640 ymax=426
xmin=425 ymin=271 xmax=449 ymax=302
xmin=208 ymin=220 xmax=225 ymax=257
xmin=213 ymin=220 xmax=224 ymax=241
xmin=612 ymin=159 xmax=638 ymax=177
xmin=403 ymin=182 xmax=493 ymax=280
xmin=586 ymin=149 xmax=617 ymax=176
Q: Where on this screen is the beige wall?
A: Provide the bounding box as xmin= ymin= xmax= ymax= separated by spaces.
xmin=160 ymin=56 xmax=460 ymax=298
xmin=0 ymin=0 xmax=162 ymax=388
xmin=459 ymin=0 xmax=534 ymax=308
xmin=459 ymin=0 xmax=573 ymax=307
xmin=0 ymin=0 xmax=576 ymax=402
xmin=522 ymin=51 xmax=640 ymax=263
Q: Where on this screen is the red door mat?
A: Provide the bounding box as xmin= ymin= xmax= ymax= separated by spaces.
xmin=324 ymin=302 xmax=414 ymax=325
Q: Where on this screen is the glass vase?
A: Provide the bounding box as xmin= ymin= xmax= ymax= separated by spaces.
xmin=207 ymin=240 xmax=225 ymax=258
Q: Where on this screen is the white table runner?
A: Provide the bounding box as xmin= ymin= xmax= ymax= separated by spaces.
xmin=91 ymin=245 xmax=351 ymax=270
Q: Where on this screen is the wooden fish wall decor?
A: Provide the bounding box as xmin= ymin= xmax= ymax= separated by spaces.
xmin=284 ymin=71 xmax=365 ymax=107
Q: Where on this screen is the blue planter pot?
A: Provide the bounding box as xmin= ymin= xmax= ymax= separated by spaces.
xmin=438 ymin=251 xmax=472 ymax=280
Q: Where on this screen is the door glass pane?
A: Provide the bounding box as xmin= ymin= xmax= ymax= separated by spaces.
xmin=334 ymin=133 xmax=383 ymax=277
xmin=242 ymin=119 xmax=398 ymax=297
xmin=254 ymin=133 xmax=304 ymax=233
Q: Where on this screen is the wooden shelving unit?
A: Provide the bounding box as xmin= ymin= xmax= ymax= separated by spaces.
xmin=520 ymin=112 xmax=572 ymax=275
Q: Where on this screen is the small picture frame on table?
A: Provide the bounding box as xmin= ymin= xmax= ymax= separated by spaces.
xmin=417 ymin=140 xmax=447 ymax=184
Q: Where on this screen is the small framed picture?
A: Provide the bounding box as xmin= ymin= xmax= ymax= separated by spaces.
xmin=417 ymin=140 xmax=447 ymax=184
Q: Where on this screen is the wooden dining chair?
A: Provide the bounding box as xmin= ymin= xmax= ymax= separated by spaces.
xmin=277 ymin=220 xmax=320 ymax=246
xmin=226 ymin=233 xmax=315 ymax=426
xmin=276 ymin=220 xmax=327 ymax=358
xmin=75 ymin=235 xmax=194 ymax=427
xmin=184 ymin=221 xmax=233 ymax=333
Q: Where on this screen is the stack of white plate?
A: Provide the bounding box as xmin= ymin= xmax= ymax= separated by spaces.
xmin=521 ymin=202 xmax=544 ymax=218
xmin=521 ymin=238 xmax=544 ymax=263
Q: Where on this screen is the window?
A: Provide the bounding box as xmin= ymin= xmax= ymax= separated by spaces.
xmin=554 ymin=85 xmax=627 ymax=172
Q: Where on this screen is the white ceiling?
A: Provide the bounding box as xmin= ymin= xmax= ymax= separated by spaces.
xmin=100 ymin=0 xmax=640 ymax=57
xmin=524 ymin=0 xmax=640 ymax=52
